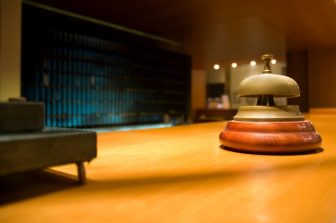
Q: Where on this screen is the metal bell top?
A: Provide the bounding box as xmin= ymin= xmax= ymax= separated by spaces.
xmin=238 ymin=54 xmax=300 ymax=98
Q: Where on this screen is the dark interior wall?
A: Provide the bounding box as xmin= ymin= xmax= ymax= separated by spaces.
xmin=287 ymin=49 xmax=336 ymax=110
xmin=308 ymin=49 xmax=336 ymax=108
xmin=286 ymin=51 xmax=309 ymax=112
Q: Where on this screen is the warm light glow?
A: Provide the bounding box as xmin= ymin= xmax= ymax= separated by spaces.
xmin=271 ymin=59 xmax=277 ymax=64
xmin=250 ymin=61 xmax=256 ymax=66
xmin=231 ymin=62 xmax=237 ymax=68
xmin=213 ymin=64 xmax=220 ymax=70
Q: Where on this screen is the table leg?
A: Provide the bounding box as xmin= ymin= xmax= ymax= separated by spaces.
xmin=76 ymin=162 xmax=86 ymax=184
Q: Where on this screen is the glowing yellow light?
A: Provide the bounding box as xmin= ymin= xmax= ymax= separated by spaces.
xmin=250 ymin=61 xmax=256 ymax=66
xmin=231 ymin=62 xmax=237 ymax=68
xmin=271 ymin=59 xmax=277 ymax=64
xmin=213 ymin=64 xmax=220 ymax=70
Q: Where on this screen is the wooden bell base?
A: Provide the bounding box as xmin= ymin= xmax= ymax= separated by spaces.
xmin=219 ymin=120 xmax=322 ymax=154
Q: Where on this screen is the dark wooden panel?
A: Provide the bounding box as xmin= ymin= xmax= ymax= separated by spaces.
xmin=286 ymin=51 xmax=309 ymax=112
xmin=308 ymin=49 xmax=336 ymax=107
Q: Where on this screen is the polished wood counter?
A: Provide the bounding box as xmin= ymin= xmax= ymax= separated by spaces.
xmin=1 ymin=113 xmax=336 ymax=222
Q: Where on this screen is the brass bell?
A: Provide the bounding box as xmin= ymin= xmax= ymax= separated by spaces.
xmin=219 ymin=54 xmax=322 ymax=154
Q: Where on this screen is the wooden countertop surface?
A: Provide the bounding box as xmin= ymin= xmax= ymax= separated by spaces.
xmin=1 ymin=113 xmax=336 ymax=222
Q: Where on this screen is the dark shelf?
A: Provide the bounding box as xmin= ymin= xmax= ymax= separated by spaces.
xmin=21 ymin=4 xmax=191 ymax=128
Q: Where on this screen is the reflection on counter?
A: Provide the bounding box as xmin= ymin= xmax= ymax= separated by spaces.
xmin=194 ymin=108 xmax=238 ymax=123
xmin=82 ymin=123 xmax=173 ymax=132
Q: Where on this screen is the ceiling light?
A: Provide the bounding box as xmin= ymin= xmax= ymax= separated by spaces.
xmin=213 ymin=64 xmax=220 ymax=70
xmin=271 ymin=59 xmax=277 ymax=64
xmin=231 ymin=62 xmax=237 ymax=68
xmin=250 ymin=61 xmax=256 ymax=66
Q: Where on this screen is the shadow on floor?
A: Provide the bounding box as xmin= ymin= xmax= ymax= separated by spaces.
xmin=0 ymin=147 xmax=331 ymax=204
xmin=83 ymin=152 xmax=336 ymax=193
xmin=0 ymin=170 xmax=79 ymax=205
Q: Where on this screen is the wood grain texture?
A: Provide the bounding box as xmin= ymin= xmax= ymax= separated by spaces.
xmin=219 ymin=120 xmax=322 ymax=154
xmin=0 ymin=112 xmax=336 ymax=222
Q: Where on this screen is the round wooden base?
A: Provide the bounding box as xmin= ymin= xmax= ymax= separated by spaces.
xmin=219 ymin=120 xmax=322 ymax=154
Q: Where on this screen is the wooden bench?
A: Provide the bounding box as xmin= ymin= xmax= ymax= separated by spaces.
xmin=0 ymin=128 xmax=97 ymax=184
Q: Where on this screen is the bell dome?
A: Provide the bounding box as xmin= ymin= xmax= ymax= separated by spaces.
xmin=238 ymin=54 xmax=299 ymax=98
xmin=238 ymin=73 xmax=300 ymax=98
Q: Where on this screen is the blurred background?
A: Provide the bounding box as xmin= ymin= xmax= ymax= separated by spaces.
xmin=1 ymin=0 xmax=335 ymax=129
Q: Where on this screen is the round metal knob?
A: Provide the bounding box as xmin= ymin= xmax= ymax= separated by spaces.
xmin=261 ymin=54 xmax=274 ymax=74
